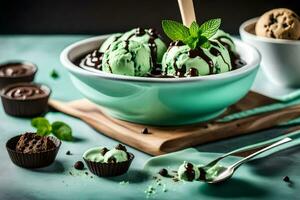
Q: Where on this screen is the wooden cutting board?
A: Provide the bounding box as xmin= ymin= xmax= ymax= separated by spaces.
xmin=48 ymin=92 xmax=300 ymax=155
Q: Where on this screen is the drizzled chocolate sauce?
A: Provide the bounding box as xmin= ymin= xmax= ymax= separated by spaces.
xmin=105 ymin=35 xmax=121 ymax=51
xmin=5 ymin=85 xmax=46 ymax=100
xmin=124 ymin=27 xmax=162 ymax=67
xmin=79 ymin=50 xmax=103 ymax=70
xmin=189 ymin=48 xmax=214 ymax=74
xmin=213 ymin=36 xmax=245 ymax=70
xmin=209 ymin=41 xmax=231 ymax=71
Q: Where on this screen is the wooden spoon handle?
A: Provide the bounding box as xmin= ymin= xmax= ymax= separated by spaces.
xmin=177 ymin=0 xmax=196 ymax=26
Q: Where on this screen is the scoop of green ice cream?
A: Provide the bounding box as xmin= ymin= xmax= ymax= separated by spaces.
xmin=178 ymin=161 xmax=200 ymax=181
xmin=102 ymin=40 xmax=153 ymax=76
xmin=99 ymin=33 xmax=122 ymax=52
xmin=119 ymin=28 xmax=167 ymax=64
xmin=83 ymin=147 xmax=105 ymax=162
xmin=162 ymin=40 xmax=232 ymax=77
xmin=211 ymin=30 xmax=236 ymax=53
xmin=103 ymin=148 xmax=128 ymax=163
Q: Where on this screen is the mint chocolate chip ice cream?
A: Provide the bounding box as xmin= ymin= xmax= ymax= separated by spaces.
xmin=162 ymin=40 xmax=232 ymax=77
xmin=177 ymin=161 xmax=200 ymax=181
xmin=212 ymin=30 xmax=237 ymax=53
xmin=119 ymin=28 xmax=167 ymax=64
xmin=99 ymin=33 xmax=122 ymax=52
xmin=76 ymin=19 xmax=246 ymax=78
xmin=102 ymin=40 xmax=153 ymax=76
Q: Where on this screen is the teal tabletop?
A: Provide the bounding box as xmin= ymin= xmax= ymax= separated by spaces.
xmin=0 ymin=35 xmax=299 ymax=200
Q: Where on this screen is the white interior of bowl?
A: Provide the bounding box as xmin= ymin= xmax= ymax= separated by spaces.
xmin=61 ymin=34 xmax=261 ymax=83
xmin=240 ymin=17 xmax=300 ymax=45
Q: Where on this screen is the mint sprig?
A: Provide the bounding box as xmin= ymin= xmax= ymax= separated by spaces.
xmin=31 ymin=117 xmax=52 ymax=136
xmin=162 ymin=18 xmax=221 ymax=49
xmin=52 ymin=121 xmax=73 ymax=141
xmin=31 ymin=117 xmax=73 ymax=141
xmin=161 ymin=20 xmax=190 ymax=41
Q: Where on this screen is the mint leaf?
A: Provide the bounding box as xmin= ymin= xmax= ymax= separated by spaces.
xmin=198 ymin=36 xmax=209 ymax=48
xmin=199 ymin=18 xmax=221 ymax=39
xmin=201 ymin=41 xmax=211 ymax=49
xmin=50 ymin=69 xmax=59 ymax=79
xmin=31 ymin=117 xmax=52 ymax=136
xmin=162 ymin=20 xmax=190 ymax=41
xmin=184 ymin=36 xmax=199 ymax=49
xmin=52 ymin=121 xmax=73 ymax=141
xmin=189 ymin=21 xmax=199 ymax=37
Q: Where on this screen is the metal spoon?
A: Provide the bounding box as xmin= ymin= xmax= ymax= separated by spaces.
xmin=204 ymin=137 xmax=292 ymax=184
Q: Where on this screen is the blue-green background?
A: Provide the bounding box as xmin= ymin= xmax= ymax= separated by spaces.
xmin=0 ymin=36 xmax=299 ymax=199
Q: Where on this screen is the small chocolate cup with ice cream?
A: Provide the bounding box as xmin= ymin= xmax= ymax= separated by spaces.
xmin=83 ymin=144 xmax=134 ymax=177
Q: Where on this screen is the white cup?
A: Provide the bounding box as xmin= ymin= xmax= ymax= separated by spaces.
xmin=240 ymin=18 xmax=300 ymax=88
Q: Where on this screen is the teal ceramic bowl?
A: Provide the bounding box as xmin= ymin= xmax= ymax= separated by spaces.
xmin=60 ymin=36 xmax=260 ymax=126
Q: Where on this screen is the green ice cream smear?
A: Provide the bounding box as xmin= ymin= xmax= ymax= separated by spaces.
xmin=102 ymin=40 xmax=153 ymax=76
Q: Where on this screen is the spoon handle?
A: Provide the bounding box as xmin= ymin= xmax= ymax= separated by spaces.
xmin=230 ymin=137 xmax=292 ymax=170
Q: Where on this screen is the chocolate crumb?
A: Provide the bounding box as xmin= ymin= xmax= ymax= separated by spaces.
xmin=74 ymin=161 xmax=84 ymax=170
xmin=159 ymin=168 xmax=169 ymax=177
xmin=85 ymin=172 xmax=89 ymax=175
xmin=90 ymin=176 xmax=93 ymax=178
xmin=141 ymin=128 xmax=149 ymax=134
xmin=115 ymin=144 xmax=127 ymax=152
xmin=100 ymin=147 xmax=109 ymax=156
xmin=69 ymin=171 xmax=73 ymax=176
xmin=66 ymin=150 xmax=72 ymax=155
xmin=172 ymin=178 xmax=179 ymax=182
xmin=283 ymin=176 xmax=290 ymax=182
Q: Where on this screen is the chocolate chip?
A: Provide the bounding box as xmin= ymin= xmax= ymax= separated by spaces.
xmin=85 ymin=172 xmax=89 ymax=175
xmin=74 ymin=161 xmax=84 ymax=170
xmin=159 ymin=168 xmax=169 ymax=177
xmin=100 ymin=147 xmax=109 ymax=156
xmin=115 ymin=144 xmax=127 ymax=152
xmin=148 ymin=28 xmax=159 ymax=38
xmin=186 ymin=162 xmax=193 ymax=169
xmin=107 ymin=157 xmax=116 ymax=163
xmin=141 ymin=128 xmax=149 ymax=134
xmin=66 ymin=150 xmax=72 ymax=155
xmin=283 ymin=176 xmax=290 ymax=182
xmin=135 ymin=27 xmax=145 ymax=36
xmin=199 ymin=167 xmax=207 ymax=181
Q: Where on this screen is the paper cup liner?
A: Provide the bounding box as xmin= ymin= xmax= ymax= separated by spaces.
xmin=6 ymin=135 xmax=61 ymax=168
xmin=84 ymin=153 xmax=134 ymax=177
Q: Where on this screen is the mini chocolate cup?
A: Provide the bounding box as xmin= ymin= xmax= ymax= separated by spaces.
xmin=0 ymin=61 xmax=37 ymax=89
xmin=6 ymin=135 xmax=61 ymax=168
xmin=0 ymin=82 xmax=51 ymax=117
xmin=84 ymin=153 xmax=134 ymax=177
